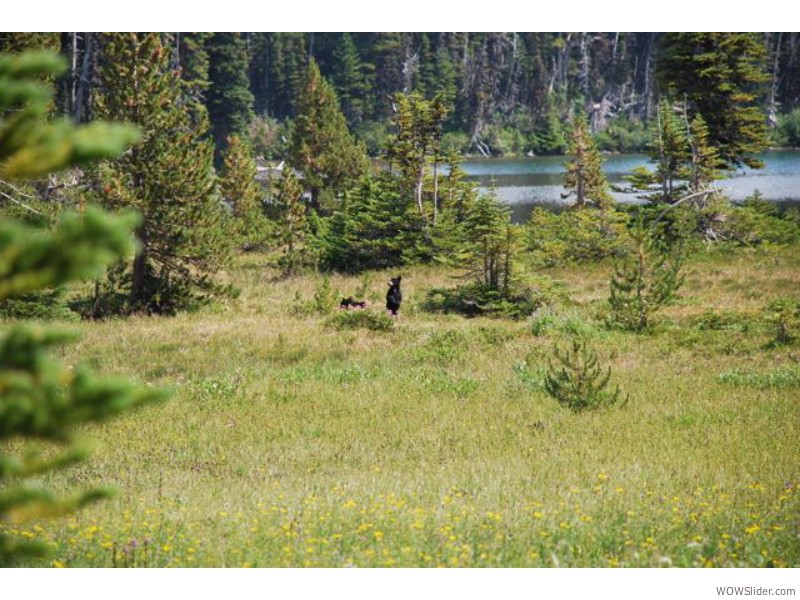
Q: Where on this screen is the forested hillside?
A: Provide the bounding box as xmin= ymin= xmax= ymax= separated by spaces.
xmin=2 ymin=32 xmax=799 ymax=156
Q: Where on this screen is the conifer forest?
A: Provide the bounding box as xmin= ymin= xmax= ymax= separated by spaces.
xmin=0 ymin=32 xmax=799 ymax=572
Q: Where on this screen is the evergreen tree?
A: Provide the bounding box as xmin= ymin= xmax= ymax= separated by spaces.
xmin=288 ymin=59 xmax=369 ymax=213
xmin=273 ymin=168 xmax=310 ymax=276
xmin=653 ymin=99 xmax=691 ymax=201
xmin=218 ymin=135 xmax=270 ymax=250
xmin=93 ymin=33 xmax=233 ymax=315
xmin=429 ymin=151 xmax=480 ymax=264
xmin=248 ymin=33 xmax=271 ymax=117
xmin=627 ymin=99 xmax=691 ymax=203
xmin=416 ymin=33 xmax=437 ymax=98
xmin=460 ymin=189 xmax=517 ymax=294
xmin=0 ymin=33 xmax=60 ymax=54
xmin=386 ymin=91 xmax=450 ymax=225
xmin=544 ymin=340 xmax=624 ymax=413
xmin=564 ymin=114 xmax=612 ymax=208
xmin=441 ymin=150 xmax=479 ymax=222
xmin=318 ymin=174 xmax=424 ymax=273
xmin=657 ymin=33 xmax=770 ymax=169
xmin=687 ymin=112 xmax=724 ymax=194
xmin=0 ymin=52 xmax=138 ymax=180
xmin=609 ymin=216 xmax=684 ymax=331
xmin=433 ymin=40 xmax=458 ymax=105
xmin=627 ymin=100 xmax=725 ymax=206
xmin=177 ymin=32 xmax=212 ymax=127
xmin=205 ymin=33 xmax=255 ymax=161
xmin=533 ymin=105 xmax=567 ymax=155
xmin=330 ymin=33 xmax=369 ymax=127
xmin=367 ymin=33 xmax=408 ymax=120
xmin=256 ymin=33 xmax=307 ymax=120
xmin=0 ymin=50 xmax=166 ymax=566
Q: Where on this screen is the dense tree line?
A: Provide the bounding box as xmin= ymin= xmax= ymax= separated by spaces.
xmin=0 ymin=32 xmax=795 ymax=318
xmin=243 ymin=33 xmax=798 ymax=155
xmin=2 ymin=32 xmax=798 ymax=157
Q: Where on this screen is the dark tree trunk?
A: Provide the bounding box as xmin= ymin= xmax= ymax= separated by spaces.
xmin=73 ymin=32 xmax=93 ymax=123
xmin=131 ymin=243 xmax=148 ymax=310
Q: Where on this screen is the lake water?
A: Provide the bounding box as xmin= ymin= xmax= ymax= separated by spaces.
xmin=462 ymin=150 xmax=800 ymax=221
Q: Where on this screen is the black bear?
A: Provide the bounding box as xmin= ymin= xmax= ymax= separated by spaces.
xmin=340 ymin=296 xmax=367 ymax=310
xmin=386 ymin=276 xmax=402 ymax=317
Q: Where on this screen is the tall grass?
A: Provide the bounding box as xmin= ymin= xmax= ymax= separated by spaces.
xmin=2 ymin=246 xmax=798 ymax=567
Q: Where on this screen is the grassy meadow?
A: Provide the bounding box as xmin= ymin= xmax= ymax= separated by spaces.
xmin=2 ymin=244 xmax=799 ymax=568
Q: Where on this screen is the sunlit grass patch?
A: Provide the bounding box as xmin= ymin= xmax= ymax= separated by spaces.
xmin=717 ymin=366 xmax=800 ymax=389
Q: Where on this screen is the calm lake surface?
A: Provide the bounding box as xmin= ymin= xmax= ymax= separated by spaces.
xmin=462 ymin=150 xmax=800 ymax=221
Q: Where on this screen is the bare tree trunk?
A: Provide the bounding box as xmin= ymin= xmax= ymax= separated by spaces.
xmin=503 ymin=226 xmax=512 ymax=294
xmin=767 ymin=32 xmax=783 ymax=128
xmin=70 ymin=33 xmax=78 ymax=116
xmin=263 ymin=34 xmax=271 ymax=117
xmin=643 ymin=33 xmax=655 ymax=120
xmin=172 ymin=32 xmax=181 ymax=70
xmin=579 ymin=32 xmax=590 ymax=97
xmin=416 ymin=164 xmax=426 ymax=223
xmin=432 ymin=161 xmax=439 ymax=226
xmin=555 ymin=33 xmax=572 ymax=95
xmin=73 ymin=32 xmax=93 ymax=123
xmin=462 ymin=32 xmax=469 ymax=73
xmin=503 ymin=32 xmax=518 ymax=106
xmin=131 ymin=243 xmax=148 ymax=310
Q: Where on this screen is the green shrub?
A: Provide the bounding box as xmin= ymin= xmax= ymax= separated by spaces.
xmin=441 ymin=131 xmax=470 ymax=155
xmin=290 ymin=275 xmax=340 ymax=317
xmin=355 ymin=120 xmax=391 ymax=157
xmin=764 ymin=297 xmax=800 ymax=345
xmin=482 ymin=124 xmax=527 ymax=156
xmin=717 ymin=366 xmax=800 ymax=389
xmin=608 ymin=218 xmax=684 ymax=332
xmin=531 ymin=109 xmax=567 ymax=155
xmin=692 ymin=309 xmax=754 ymax=333
xmin=0 ymin=288 xmax=78 ymax=321
xmin=531 ymin=311 xmax=603 ymax=339
xmin=424 ymin=277 xmax=559 ymax=320
xmin=525 ymin=206 xmax=629 ymax=266
xmin=594 ymin=117 xmax=651 ymax=153
xmin=772 ymin=108 xmax=800 ymax=147
xmin=327 ymin=309 xmax=394 ymax=332
xmin=684 ymin=193 xmax=799 ymax=246
xmin=699 ymin=193 xmax=800 ymax=246
xmin=313 ymin=275 xmax=338 ymax=315
xmin=544 ymin=339 xmax=625 ymax=412
xmin=412 ymin=329 xmax=470 ymax=365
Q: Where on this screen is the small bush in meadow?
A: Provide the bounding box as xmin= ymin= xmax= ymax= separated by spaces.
xmin=530 ymin=310 xmax=603 ymax=339
xmin=544 ymin=339 xmax=625 ymax=412
xmin=424 ymin=278 xmax=557 ymax=320
xmin=608 ymin=218 xmax=684 ymax=332
xmin=764 ymin=297 xmax=800 ymax=345
xmin=327 ymin=309 xmax=394 ymax=332
xmin=692 ymin=309 xmax=754 ymax=333
xmin=717 ymin=366 xmax=800 ymax=389
xmin=0 ymin=289 xmax=78 ymax=321
xmin=313 ymin=275 xmax=338 ymax=315
xmin=289 ymin=275 xmax=340 ymax=317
